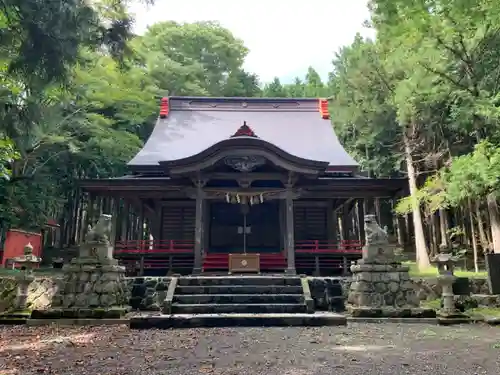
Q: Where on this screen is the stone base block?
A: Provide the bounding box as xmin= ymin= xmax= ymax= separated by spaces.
xmin=347 ymin=306 xmax=436 ymax=318
xmin=0 ymin=318 xmax=28 ymax=325
xmin=437 ymin=312 xmax=470 ymax=325
xmin=31 ymin=307 xmax=129 ymax=319
xmin=0 ymin=309 xmax=31 ymax=324
xmin=130 ymin=312 xmax=347 ymax=329
xmin=484 ymin=317 xmax=500 ymax=325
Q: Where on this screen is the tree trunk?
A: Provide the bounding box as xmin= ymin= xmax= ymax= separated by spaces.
xmin=430 ymin=213 xmax=439 ymax=257
xmin=487 ymin=193 xmax=500 ymax=253
xmin=403 ymin=131 xmax=430 ymax=269
xmin=475 ymin=200 xmax=489 ymax=251
xmin=468 ymin=199 xmax=479 ymax=272
xmin=438 ymin=208 xmax=448 ymax=247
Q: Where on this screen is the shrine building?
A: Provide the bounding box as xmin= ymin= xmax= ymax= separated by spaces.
xmin=80 ymin=97 xmax=407 ymax=276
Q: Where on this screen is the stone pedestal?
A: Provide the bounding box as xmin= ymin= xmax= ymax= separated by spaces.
xmin=436 ymin=273 xmax=469 ymax=324
xmin=13 ymin=272 xmax=36 ymax=316
xmin=0 ymin=243 xmax=41 ymax=321
xmin=347 ymin=262 xmax=436 ymax=318
xmin=346 ymin=215 xmax=436 ymax=318
xmin=31 ymin=213 xmax=130 ymax=319
xmin=36 ymin=257 xmax=130 ymax=319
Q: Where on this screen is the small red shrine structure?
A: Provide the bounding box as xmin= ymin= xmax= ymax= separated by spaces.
xmin=79 ymin=97 xmax=406 ymax=275
xmin=1 ymin=229 xmax=42 ymax=267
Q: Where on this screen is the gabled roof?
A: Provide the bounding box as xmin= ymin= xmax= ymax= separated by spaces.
xmin=128 ymin=97 xmax=359 ymax=172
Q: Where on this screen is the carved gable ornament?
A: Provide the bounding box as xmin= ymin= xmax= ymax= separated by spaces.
xmin=225 ymin=122 xmax=265 ymax=172
xmin=231 ymin=121 xmax=258 ymax=138
xmin=224 ymin=155 xmax=266 ymax=172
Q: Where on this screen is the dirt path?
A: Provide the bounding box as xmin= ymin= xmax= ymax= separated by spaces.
xmin=1 ymin=323 xmax=499 ymax=374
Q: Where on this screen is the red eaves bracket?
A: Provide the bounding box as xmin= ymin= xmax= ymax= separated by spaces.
xmin=159 ymin=97 xmax=169 ymax=118
xmin=318 ymin=98 xmax=330 ymax=119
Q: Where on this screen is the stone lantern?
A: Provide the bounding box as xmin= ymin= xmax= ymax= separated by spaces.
xmin=432 ymin=246 xmax=456 ymax=276
xmin=431 ymin=246 xmax=468 ymax=323
xmin=11 ymin=242 xmax=42 ymax=314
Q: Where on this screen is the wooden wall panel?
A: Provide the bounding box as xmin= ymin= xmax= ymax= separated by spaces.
xmin=294 ymin=201 xmax=328 ymax=241
xmin=161 ymin=201 xmax=196 ymax=241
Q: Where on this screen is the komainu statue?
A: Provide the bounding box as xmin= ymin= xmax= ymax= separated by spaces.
xmin=84 ymin=214 xmax=112 ymax=245
xmin=364 ymin=214 xmax=388 ymax=245
xmin=362 ymin=214 xmax=394 ymax=263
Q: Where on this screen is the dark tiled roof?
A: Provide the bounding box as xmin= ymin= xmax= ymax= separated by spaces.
xmin=128 ymin=97 xmax=359 ymax=168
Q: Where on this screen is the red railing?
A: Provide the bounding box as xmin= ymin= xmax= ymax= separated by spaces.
xmin=114 ymin=239 xmax=363 ymax=275
xmin=113 ymin=239 xmax=362 ymax=256
xmin=295 ymin=240 xmax=362 ymax=254
xmin=114 ymin=240 xmax=194 ymax=255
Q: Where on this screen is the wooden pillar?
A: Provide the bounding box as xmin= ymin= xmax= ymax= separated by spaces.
xmin=86 ymin=193 xmax=96 ymax=230
xmin=79 ymin=193 xmax=88 ymax=244
xmin=279 ymin=200 xmax=285 ymax=250
xmin=357 ymin=199 xmax=365 ymax=243
xmin=332 ymin=210 xmax=338 ymax=243
xmin=341 ymin=207 xmax=349 ymax=241
xmin=110 ymin=198 xmax=119 ymax=247
xmin=285 ymin=189 xmax=296 ymax=274
xmin=202 ymin=200 xmax=210 ymax=252
xmin=138 ymin=202 xmax=145 ymax=241
xmin=327 ymin=199 xmax=337 ymax=243
xmin=155 ymin=203 xmax=162 ymax=241
xmin=193 ymin=183 xmax=204 ymax=274
xmin=121 ymin=202 xmax=129 ymax=242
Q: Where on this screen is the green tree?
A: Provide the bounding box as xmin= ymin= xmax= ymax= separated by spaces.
xmin=263 ymin=77 xmax=287 ymax=97
xmin=0 ymin=0 xmax=149 ymax=86
xmin=372 ymin=0 xmax=500 ymax=256
xmin=304 ymin=67 xmax=327 ymax=97
xmin=136 ymin=21 xmax=251 ymax=96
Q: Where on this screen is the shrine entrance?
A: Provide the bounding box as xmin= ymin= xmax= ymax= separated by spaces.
xmin=208 ymin=200 xmax=281 ymax=253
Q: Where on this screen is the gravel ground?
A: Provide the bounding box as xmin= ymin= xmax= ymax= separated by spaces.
xmin=1 ymin=323 xmax=499 ymax=374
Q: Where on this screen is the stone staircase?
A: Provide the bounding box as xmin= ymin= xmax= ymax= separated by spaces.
xmin=171 ymin=276 xmax=311 ymax=314
xmin=130 ymin=275 xmax=348 ymax=328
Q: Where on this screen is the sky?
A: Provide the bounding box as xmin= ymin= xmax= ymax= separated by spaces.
xmin=130 ymin=0 xmax=375 ymax=84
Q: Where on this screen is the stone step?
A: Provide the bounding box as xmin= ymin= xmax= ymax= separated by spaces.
xmin=175 ymin=285 xmax=304 ymax=295
xmin=173 ymin=294 xmax=304 ymax=305
xmin=177 ymin=276 xmax=301 ymax=287
xmin=130 ymin=313 xmax=347 ymax=329
xmin=171 ymin=303 xmax=307 ymax=314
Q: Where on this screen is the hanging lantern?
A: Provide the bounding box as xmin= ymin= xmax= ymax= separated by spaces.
xmin=259 ymin=194 xmax=264 ymax=203
xmin=226 ymin=193 xmax=230 ymax=203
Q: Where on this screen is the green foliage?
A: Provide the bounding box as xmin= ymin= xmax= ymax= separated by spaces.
xmin=328 ymin=35 xmax=403 ymax=177
xmin=261 ymin=68 xmax=330 ymax=98
xmin=395 ymin=175 xmax=447 ymax=214
xmin=0 ymin=0 xmax=148 ymax=86
xmin=442 ymin=141 xmax=500 ymax=203
xmin=0 ymin=137 xmax=19 ymax=180
xmin=0 ymin=14 xmax=268 ymax=231
xmin=136 ymin=21 xmax=257 ymax=97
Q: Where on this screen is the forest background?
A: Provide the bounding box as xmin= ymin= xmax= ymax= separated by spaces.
xmin=1 ymin=0 xmax=500 ymax=271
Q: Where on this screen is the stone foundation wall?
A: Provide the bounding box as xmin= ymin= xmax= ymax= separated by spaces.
xmin=307 ymin=278 xmax=350 ymax=311
xmin=0 ymin=276 xmax=60 ymax=313
xmin=307 ymin=277 xmax=491 ymax=311
xmin=0 ymin=275 xmax=492 ymax=313
xmin=127 ymin=277 xmax=171 ymax=311
xmin=412 ymin=277 xmax=489 ymax=300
